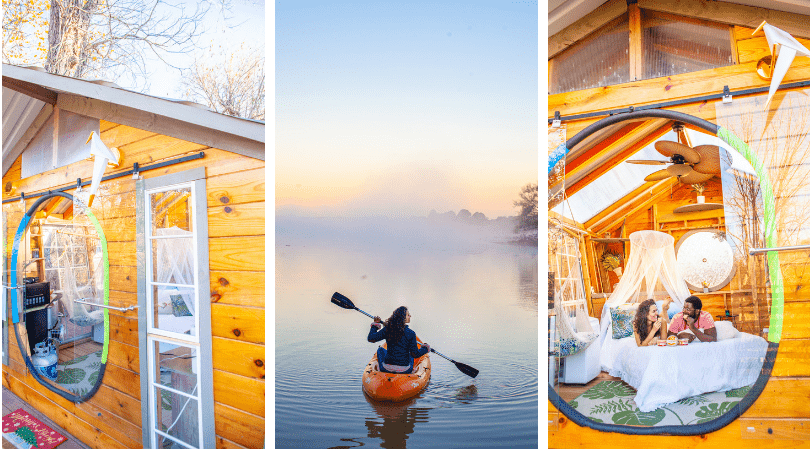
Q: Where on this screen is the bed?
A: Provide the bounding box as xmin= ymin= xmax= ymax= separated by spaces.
xmin=603 ymin=329 xmax=768 ymax=412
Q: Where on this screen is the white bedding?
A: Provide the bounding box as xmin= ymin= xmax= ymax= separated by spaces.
xmin=604 ymin=332 xmax=768 ymax=412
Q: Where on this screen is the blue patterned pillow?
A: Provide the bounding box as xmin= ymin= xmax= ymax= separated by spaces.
xmin=610 ymin=308 xmax=635 ymax=339
xmin=171 ymin=295 xmax=192 ymax=317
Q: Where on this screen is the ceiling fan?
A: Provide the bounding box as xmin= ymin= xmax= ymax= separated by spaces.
xmin=627 ymin=123 xmax=720 ymax=184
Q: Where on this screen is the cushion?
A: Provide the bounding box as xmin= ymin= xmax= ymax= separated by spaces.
xmin=655 ymin=300 xmax=678 ymax=320
xmin=575 ymin=306 xmax=594 ymax=333
xmin=171 ymin=295 xmax=192 ymax=317
xmin=610 ymin=307 xmax=635 ymax=339
xmin=715 ymin=321 xmax=739 ymax=341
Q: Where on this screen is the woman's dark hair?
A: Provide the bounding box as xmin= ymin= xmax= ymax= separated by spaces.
xmin=633 ymin=299 xmax=657 ymax=343
xmin=384 ymin=306 xmax=408 ymax=345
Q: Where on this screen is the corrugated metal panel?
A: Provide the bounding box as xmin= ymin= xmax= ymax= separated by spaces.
xmin=2 ymin=87 xmax=46 ymax=164
xmin=641 ymin=12 xmax=734 ymax=80
xmin=549 ymin=16 xmax=631 ymax=94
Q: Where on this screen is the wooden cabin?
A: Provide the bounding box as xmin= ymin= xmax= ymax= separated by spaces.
xmin=548 ymin=0 xmax=810 ymax=446
xmin=2 ymin=64 xmax=265 ymax=448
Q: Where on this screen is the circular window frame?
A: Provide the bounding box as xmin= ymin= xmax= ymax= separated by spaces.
xmin=675 ymin=228 xmax=735 ymax=292
xmin=10 ymin=191 xmax=110 ymax=403
xmin=548 ymin=109 xmax=780 ymax=435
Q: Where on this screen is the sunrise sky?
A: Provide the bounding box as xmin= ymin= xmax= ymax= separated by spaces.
xmin=276 ymin=0 xmax=538 ymax=219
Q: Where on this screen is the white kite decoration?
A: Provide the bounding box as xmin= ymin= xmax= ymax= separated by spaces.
xmin=753 ymin=21 xmax=810 ymax=111
xmin=83 ymin=131 xmax=119 ymax=207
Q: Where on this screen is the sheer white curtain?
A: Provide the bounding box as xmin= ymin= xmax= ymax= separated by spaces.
xmin=154 ymin=226 xmax=195 ymax=316
xmin=598 ymin=230 xmax=691 ymax=370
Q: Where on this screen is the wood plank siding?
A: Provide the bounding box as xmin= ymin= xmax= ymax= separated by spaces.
xmin=549 ymin=5 xmax=810 ymax=447
xmin=2 ymin=119 xmax=265 ymax=449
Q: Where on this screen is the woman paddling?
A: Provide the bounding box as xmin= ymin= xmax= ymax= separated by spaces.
xmin=633 ymin=298 xmax=672 ymax=346
xmin=368 ymin=306 xmax=430 ymax=374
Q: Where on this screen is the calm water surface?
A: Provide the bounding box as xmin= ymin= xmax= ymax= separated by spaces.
xmin=276 ymin=218 xmax=538 ymax=448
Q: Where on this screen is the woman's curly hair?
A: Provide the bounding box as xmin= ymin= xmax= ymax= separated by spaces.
xmin=384 ymin=306 xmax=408 ymax=345
xmin=633 ymin=299 xmax=657 ymax=343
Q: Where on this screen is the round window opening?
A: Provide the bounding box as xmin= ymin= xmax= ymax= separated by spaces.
xmin=548 ymin=109 xmax=781 ymax=436
xmin=675 ymin=229 xmax=735 ymax=292
xmin=10 ymin=191 xmax=109 ymax=403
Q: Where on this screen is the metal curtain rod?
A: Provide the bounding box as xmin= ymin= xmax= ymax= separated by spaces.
xmin=749 ymin=244 xmax=810 ymax=255
xmin=548 ymin=79 xmax=810 ymax=123
xmin=74 ymin=298 xmax=138 ymax=312
xmin=2 ymin=152 xmax=205 ymax=204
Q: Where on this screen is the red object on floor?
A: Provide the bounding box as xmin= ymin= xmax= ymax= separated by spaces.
xmin=2 ymin=408 xmax=67 ymax=449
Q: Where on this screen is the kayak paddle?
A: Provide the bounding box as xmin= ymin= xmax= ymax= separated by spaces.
xmin=331 ymin=291 xmax=479 ymax=378
xmin=430 ymin=348 xmax=479 ymax=378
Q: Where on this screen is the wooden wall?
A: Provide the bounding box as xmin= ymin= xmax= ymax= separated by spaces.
xmin=2 ymin=119 xmax=265 ymax=449
xmin=549 ymin=3 xmax=810 ymax=445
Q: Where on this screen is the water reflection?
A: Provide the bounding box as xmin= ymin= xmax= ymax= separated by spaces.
xmin=361 ymin=394 xmax=431 ymax=449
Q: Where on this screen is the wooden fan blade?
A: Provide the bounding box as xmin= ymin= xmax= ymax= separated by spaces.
xmin=644 ymin=169 xmax=672 ymax=181
xmin=626 ymin=160 xmax=669 ymax=165
xmin=679 ymin=171 xmax=715 ymax=184
xmin=692 ymin=145 xmax=721 ymax=174
xmin=655 ymin=141 xmax=701 ymax=164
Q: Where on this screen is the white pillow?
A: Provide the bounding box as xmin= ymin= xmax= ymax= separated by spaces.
xmin=715 ymin=321 xmax=739 ymax=341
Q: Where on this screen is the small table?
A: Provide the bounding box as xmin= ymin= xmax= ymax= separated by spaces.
xmin=715 ymin=314 xmax=739 ymax=328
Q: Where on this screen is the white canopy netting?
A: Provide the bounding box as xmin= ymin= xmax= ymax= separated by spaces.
xmin=598 ymin=230 xmax=692 ymax=370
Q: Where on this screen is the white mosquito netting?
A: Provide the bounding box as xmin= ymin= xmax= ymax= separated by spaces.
xmin=598 ymin=230 xmax=692 ymax=371
xmin=153 ymin=226 xmax=195 ymax=316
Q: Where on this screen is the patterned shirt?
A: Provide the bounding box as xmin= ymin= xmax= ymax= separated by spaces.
xmin=669 ymin=310 xmax=715 ymax=334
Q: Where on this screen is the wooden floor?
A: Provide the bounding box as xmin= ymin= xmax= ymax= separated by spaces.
xmin=556 ymin=371 xmax=630 ymax=403
xmin=56 ymin=339 xmax=102 ymax=364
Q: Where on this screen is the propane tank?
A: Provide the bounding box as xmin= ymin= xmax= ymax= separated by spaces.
xmin=32 ymin=341 xmax=58 ymax=381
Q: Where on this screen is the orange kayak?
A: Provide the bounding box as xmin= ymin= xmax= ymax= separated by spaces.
xmin=362 ymin=336 xmax=431 ymax=401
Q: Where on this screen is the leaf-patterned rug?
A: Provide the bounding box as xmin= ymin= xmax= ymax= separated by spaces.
xmin=56 ymin=350 xmax=102 ymax=397
xmin=567 ymin=380 xmax=752 ymax=426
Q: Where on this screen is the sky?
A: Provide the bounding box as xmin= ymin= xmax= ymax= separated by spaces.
xmin=137 ymin=0 xmax=266 ymax=99
xmin=275 ymin=1 xmax=539 ymax=219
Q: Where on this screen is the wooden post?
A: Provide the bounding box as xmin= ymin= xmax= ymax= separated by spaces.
xmin=579 ymin=236 xmax=594 ymax=317
xmin=628 ymin=3 xmax=643 ymax=81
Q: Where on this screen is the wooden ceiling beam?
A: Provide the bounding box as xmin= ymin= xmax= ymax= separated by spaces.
xmin=563 ymin=120 xmax=672 ymax=198
xmin=549 ymin=56 xmax=810 ymax=119
xmin=585 ymin=178 xmax=671 ymax=230
xmin=638 ymin=0 xmax=810 ymax=41
xmin=594 ymin=178 xmax=680 ymax=235
xmin=564 ymin=122 xmax=645 ymax=174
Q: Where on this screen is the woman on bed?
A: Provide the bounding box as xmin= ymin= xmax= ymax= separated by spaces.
xmin=633 ymin=299 xmax=672 ymax=346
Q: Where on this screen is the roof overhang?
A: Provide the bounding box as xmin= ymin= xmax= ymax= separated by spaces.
xmin=3 ymin=64 xmax=265 ymax=177
xmin=549 ymin=0 xmax=810 ymax=38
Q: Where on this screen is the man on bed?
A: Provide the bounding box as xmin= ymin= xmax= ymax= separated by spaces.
xmin=667 ymin=296 xmax=717 ymax=343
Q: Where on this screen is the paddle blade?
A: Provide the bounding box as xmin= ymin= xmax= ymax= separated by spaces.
xmin=331 ymin=292 xmax=356 ymax=310
xmin=456 ymin=362 xmax=479 ymax=378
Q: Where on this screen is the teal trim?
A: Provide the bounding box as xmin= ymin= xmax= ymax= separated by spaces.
xmin=10 ymin=215 xmax=31 ymax=324
xmin=716 ymin=127 xmax=784 ymax=343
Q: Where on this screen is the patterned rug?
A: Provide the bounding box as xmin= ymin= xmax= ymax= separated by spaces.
xmin=568 ymin=380 xmax=752 ymax=426
xmin=2 ymin=409 xmax=67 ymax=449
xmin=56 ymin=350 xmax=102 ymax=397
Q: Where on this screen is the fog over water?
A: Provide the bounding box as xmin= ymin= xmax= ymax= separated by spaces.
xmin=276 ymin=213 xmax=538 ymax=448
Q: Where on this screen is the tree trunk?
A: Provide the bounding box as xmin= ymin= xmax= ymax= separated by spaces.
xmin=45 ymin=0 xmax=98 ymax=76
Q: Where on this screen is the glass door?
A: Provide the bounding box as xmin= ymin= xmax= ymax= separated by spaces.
xmin=144 ymin=182 xmax=203 ymax=449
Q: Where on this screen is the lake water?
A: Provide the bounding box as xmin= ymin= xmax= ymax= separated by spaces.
xmin=275 ymin=217 xmax=538 ymax=449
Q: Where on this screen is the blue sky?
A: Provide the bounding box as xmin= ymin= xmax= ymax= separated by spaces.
xmin=276 ymin=1 xmax=538 ymax=218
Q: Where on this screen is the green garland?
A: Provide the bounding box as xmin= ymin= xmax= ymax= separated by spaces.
xmin=717 ymin=127 xmax=783 ymax=343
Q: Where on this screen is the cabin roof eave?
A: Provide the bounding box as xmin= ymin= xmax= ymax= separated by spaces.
xmin=2 ymin=63 xmax=265 ymax=177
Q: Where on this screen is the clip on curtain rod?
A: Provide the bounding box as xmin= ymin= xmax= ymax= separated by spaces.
xmin=2 ymin=151 xmax=205 ymax=204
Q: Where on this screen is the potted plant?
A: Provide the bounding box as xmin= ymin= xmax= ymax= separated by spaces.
xmin=600 ymin=251 xmax=623 ymax=278
xmin=691 ymin=183 xmax=706 ymax=204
